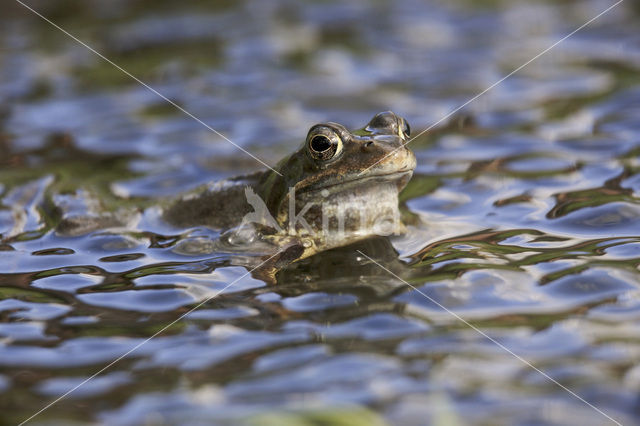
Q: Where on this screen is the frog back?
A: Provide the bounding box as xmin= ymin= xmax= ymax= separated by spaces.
xmin=162 ymin=171 xmax=266 ymax=230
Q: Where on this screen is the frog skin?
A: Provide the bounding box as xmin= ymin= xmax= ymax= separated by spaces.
xmin=163 ymin=111 xmax=416 ymax=278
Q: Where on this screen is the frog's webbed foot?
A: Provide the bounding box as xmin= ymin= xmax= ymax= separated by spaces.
xmin=250 ymin=242 xmax=306 ymax=285
xmin=214 ymin=225 xmax=308 ymax=285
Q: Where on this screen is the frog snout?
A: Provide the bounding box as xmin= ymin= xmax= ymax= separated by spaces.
xmin=361 ymin=135 xmax=404 ymax=150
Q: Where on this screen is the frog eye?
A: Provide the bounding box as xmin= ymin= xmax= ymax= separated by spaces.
xmin=400 ymin=119 xmax=411 ymax=139
xmin=307 ymin=130 xmax=343 ymax=161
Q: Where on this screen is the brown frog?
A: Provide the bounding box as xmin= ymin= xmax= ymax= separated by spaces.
xmin=163 ymin=111 xmax=416 ymax=280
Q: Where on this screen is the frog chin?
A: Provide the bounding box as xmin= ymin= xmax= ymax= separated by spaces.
xmin=279 ymin=178 xmax=405 ymax=247
xmin=302 ymin=169 xmax=413 ymax=197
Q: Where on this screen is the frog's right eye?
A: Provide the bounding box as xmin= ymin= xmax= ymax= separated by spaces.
xmin=307 ymin=129 xmax=343 ymax=161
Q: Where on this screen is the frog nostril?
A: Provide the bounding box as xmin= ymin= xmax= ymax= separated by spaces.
xmin=364 ymin=141 xmax=374 ymax=148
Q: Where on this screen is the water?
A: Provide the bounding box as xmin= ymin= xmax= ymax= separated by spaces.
xmin=2 ymin=0 xmax=640 ymax=424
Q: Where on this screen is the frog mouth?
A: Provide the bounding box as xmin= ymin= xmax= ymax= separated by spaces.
xmin=306 ymin=169 xmax=414 ymax=194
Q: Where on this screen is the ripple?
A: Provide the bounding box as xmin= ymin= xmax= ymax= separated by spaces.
xmin=78 ymin=288 xmax=197 ymax=313
xmin=35 ymin=372 xmax=132 ymax=399
xmin=292 ymin=314 xmax=430 ymax=341
xmin=32 ymin=273 xmax=102 ymax=293
xmin=281 ymin=292 xmax=359 ymax=313
xmin=542 ymin=268 xmax=637 ymax=302
xmin=549 ymin=202 xmax=640 ymax=235
xmin=31 ymin=247 xmax=75 ymax=256
xmin=186 ymin=306 xmax=259 ymax=320
xmin=253 ymin=345 xmax=330 ymax=373
xmin=505 ymin=156 xmax=575 ymax=174
xmin=136 ymin=326 xmax=310 ymax=371
xmin=0 ymin=322 xmax=53 ymax=342
xmin=0 ymin=299 xmax=71 ymax=321
xmin=226 ymin=353 xmax=402 ymax=399
xmin=99 ymin=253 xmax=146 ymax=262
xmin=0 ymin=337 xmax=151 ymax=368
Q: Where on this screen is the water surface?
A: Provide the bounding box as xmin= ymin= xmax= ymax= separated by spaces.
xmin=1 ymin=0 xmax=640 ymax=424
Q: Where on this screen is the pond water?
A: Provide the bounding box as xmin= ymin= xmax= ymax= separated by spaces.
xmin=2 ymin=0 xmax=640 ymax=424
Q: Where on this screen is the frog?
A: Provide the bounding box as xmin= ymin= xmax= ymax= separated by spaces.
xmin=162 ymin=111 xmax=416 ymax=281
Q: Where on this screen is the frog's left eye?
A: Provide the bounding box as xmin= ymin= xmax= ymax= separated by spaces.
xmin=307 ymin=129 xmax=343 ymax=161
xmin=400 ymin=119 xmax=411 ymax=139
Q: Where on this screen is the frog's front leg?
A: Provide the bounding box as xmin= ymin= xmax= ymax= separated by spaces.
xmin=248 ymin=241 xmax=307 ymax=285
